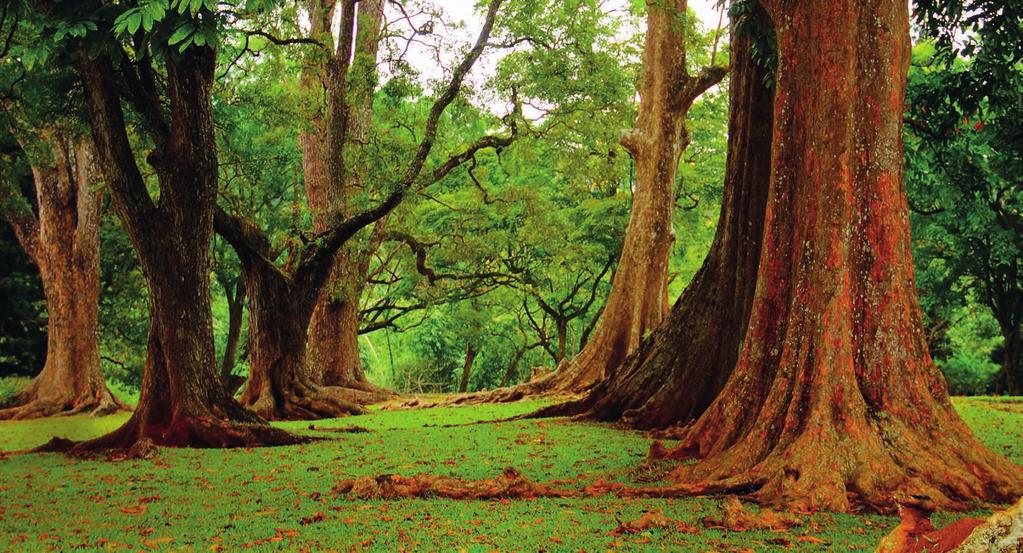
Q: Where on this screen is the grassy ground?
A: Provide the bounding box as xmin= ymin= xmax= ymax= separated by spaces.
xmin=0 ymin=396 xmax=1019 ymax=552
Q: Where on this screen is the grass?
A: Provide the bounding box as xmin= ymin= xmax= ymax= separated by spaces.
xmin=0 ymin=396 xmax=1020 ymax=552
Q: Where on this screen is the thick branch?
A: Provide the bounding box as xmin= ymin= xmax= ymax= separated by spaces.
xmin=78 ymin=52 xmax=158 ymax=239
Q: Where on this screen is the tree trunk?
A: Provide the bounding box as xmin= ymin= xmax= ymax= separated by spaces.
xmin=542 ymin=7 xmax=774 ymax=428
xmin=499 ymin=347 xmax=526 ymax=388
xmin=220 ymin=279 xmax=246 ymax=393
xmin=237 ymin=260 xmax=364 ymax=420
xmin=544 ymin=0 xmax=725 ymax=393
xmin=997 ymin=324 xmax=1022 ymax=395
xmin=0 ymin=135 xmax=126 ymax=420
xmin=303 ymin=0 xmax=393 ymax=402
xmin=654 ymin=0 xmax=1023 ymax=512
xmin=72 ymin=49 xmax=298 ymax=449
xmin=458 ymin=342 xmax=478 ymax=393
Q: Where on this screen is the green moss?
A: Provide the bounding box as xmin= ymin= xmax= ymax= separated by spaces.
xmin=0 ymin=397 xmax=1019 ymax=551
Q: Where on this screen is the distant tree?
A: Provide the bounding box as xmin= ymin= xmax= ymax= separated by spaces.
xmin=214 ymin=0 xmax=515 ymax=420
xmin=545 ymin=0 xmax=726 ymax=393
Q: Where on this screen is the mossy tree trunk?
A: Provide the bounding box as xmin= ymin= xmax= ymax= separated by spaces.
xmin=301 ymin=0 xmax=394 ymax=403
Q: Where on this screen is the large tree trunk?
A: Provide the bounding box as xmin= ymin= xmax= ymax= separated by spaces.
xmin=653 ymin=0 xmax=1023 ymax=512
xmin=539 ymin=7 xmax=774 ymax=428
xmin=0 ymin=135 xmax=126 ymax=420
xmin=539 ymin=0 xmax=725 ymax=393
xmin=236 ymin=258 xmax=364 ymax=420
xmin=73 ymin=49 xmax=298 ymax=449
xmin=303 ymin=0 xmax=393 ymax=403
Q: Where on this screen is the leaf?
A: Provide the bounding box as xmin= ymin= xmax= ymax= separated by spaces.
xmin=167 ymin=23 xmax=193 ymax=45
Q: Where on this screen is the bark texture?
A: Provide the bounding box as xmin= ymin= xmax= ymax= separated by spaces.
xmin=303 ymin=0 xmax=394 ymax=403
xmin=216 ymin=210 xmax=366 ymax=420
xmin=540 ymin=8 xmax=774 ymax=428
xmin=0 ymin=135 xmax=125 ymax=420
xmin=75 ymin=48 xmax=299 ymax=448
xmin=653 ymin=0 xmax=1023 ymax=512
xmin=536 ymin=0 xmax=726 ymax=393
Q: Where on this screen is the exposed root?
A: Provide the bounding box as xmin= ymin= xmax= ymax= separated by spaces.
xmin=406 ymin=368 xmax=591 ymax=410
xmin=949 ymin=497 xmax=1023 ymax=553
xmin=334 ymin=379 xmax=397 ymax=405
xmin=701 ymin=496 xmax=804 ymax=531
xmin=332 ymin=467 xmax=575 ymax=500
xmin=243 ymin=381 xmax=367 ymax=421
xmin=34 ymin=409 xmax=307 ymax=454
xmin=876 ymin=498 xmax=988 ymax=553
xmin=307 ymin=424 xmax=370 ymax=433
xmin=613 ymin=511 xmax=702 ymax=536
xmin=0 ymin=388 xmax=130 ymax=421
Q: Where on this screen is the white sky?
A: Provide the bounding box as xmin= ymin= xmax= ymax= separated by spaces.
xmin=389 ymin=1 xmax=725 ymax=116
xmin=440 ymin=1 xmax=723 ymax=31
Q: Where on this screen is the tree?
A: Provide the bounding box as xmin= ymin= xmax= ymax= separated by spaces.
xmin=16 ymin=0 xmax=303 ymax=448
xmin=536 ymin=0 xmax=725 ymax=393
xmin=302 ymin=0 xmax=392 ymax=402
xmin=0 ymin=133 xmax=125 ymax=419
xmin=536 ymin=0 xmax=774 ymax=428
xmin=215 ymin=0 xmax=515 ymax=420
xmin=641 ymin=0 xmax=1022 ymax=511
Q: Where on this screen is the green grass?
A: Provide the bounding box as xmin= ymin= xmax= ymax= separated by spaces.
xmin=0 ymin=397 xmax=1019 ymax=552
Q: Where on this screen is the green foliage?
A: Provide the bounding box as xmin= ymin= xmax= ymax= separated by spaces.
xmin=906 ymin=33 xmax=1023 ymax=392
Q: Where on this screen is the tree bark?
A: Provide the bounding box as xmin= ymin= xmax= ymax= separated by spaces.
xmin=458 ymin=342 xmax=478 ymax=393
xmin=0 ymin=135 xmax=126 ymax=420
xmin=542 ymin=0 xmax=726 ymax=393
xmin=652 ymin=0 xmax=1023 ymax=512
xmin=303 ymin=0 xmax=394 ymax=402
xmin=220 ymin=279 xmax=246 ymax=393
xmin=237 ymin=253 xmax=364 ymax=420
xmin=499 ymin=346 xmax=527 ymax=388
xmin=72 ymin=49 xmax=299 ymax=449
xmin=540 ymin=6 xmax=774 ymax=428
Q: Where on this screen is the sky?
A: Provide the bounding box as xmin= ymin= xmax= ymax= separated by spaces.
xmin=390 ymin=1 xmax=727 ymax=116
xmin=440 ymin=1 xmax=723 ymax=31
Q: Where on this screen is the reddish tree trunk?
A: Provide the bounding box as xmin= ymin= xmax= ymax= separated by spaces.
xmin=544 ymin=0 xmax=725 ymax=393
xmin=73 ymin=50 xmax=299 ymax=449
xmin=304 ymin=0 xmax=393 ymax=402
xmin=539 ymin=9 xmax=774 ymax=428
xmin=655 ymin=0 xmax=1023 ymax=511
xmin=0 ymin=135 xmax=126 ymax=420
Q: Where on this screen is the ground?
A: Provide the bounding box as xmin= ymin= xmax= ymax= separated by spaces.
xmin=0 ymin=395 xmax=1020 ymax=552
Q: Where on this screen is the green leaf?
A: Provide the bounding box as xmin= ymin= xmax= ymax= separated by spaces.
xmin=167 ymin=22 xmax=194 ymax=45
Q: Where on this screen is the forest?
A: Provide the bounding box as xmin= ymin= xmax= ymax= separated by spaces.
xmin=0 ymin=0 xmax=1021 ymax=551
